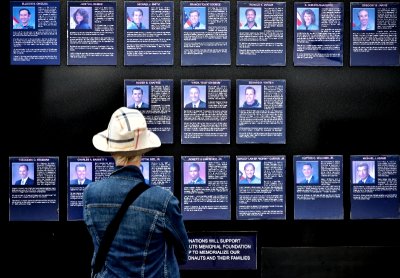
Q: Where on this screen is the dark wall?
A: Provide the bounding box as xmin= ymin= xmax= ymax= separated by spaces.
xmin=2 ymin=1 xmax=399 ymax=277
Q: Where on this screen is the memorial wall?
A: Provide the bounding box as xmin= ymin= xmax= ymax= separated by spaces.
xmin=3 ymin=1 xmax=400 ymax=277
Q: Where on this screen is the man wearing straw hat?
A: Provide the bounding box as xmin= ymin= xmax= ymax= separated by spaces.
xmin=83 ymin=107 xmax=188 ymax=277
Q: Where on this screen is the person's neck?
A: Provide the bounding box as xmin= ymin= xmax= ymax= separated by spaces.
xmin=124 ymin=161 xmax=141 ymax=167
xmin=246 ymin=101 xmax=255 ymax=105
xmin=113 ymin=154 xmax=142 ymax=167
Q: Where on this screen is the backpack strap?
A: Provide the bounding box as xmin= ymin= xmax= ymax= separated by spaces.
xmin=92 ymin=182 xmax=149 ymax=275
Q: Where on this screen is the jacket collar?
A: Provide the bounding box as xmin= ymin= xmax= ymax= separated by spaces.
xmin=110 ymin=165 xmax=145 ymax=181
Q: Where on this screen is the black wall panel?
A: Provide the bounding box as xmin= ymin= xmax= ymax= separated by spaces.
xmin=2 ymin=1 xmax=399 ymax=277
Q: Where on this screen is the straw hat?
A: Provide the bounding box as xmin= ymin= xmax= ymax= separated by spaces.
xmin=92 ymin=107 xmax=160 ymax=154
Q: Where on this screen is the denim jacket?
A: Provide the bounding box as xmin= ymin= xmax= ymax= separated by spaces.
xmin=83 ymin=165 xmax=189 ymax=278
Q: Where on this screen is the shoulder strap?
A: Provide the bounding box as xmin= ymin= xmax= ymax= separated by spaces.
xmin=93 ymin=182 xmax=149 ymax=275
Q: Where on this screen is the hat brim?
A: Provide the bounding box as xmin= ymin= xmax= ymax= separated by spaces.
xmin=92 ymin=128 xmax=161 ymax=154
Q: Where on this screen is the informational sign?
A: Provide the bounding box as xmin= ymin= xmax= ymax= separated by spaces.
xmin=181 ymin=1 xmax=231 ymax=65
xmin=180 ymin=232 xmax=257 ymax=270
xmin=236 ymin=1 xmax=286 ymax=66
xmin=67 ymin=1 xmax=117 ymax=65
xmin=67 ymin=156 xmax=114 ymax=221
xmin=124 ymin=1 xmax=174 ymax=65
xmin=294 ymin=2 xmax=344 ymax=66
xmin=9 ymin=156 xmax=59 ymax=221
xmin=181 ymin=80 xmax=230 ymax=144
xmin=67 ymin=156 xmax=173 ymax=221
xmin=10 ymin=1 xmax=60 ymax=65
xmin=350 ymin=2 xmax=400 ymax=66
xmin=140 ymin=156 xmax=174 ymax=192
xmin=294 ymin=155 xmax=343 ymax=219
xmin=124 ymin=80 xmax=174 ymax=144
xmin=350 ymin=155 xmax=399 ymax=219
xmin=181 ymin=156 xmax=231 ymax=220
xmin=236 ymin=79 xmax=286 ymax=144
xmin=236 ymin=156 xmax=286 ymax=220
